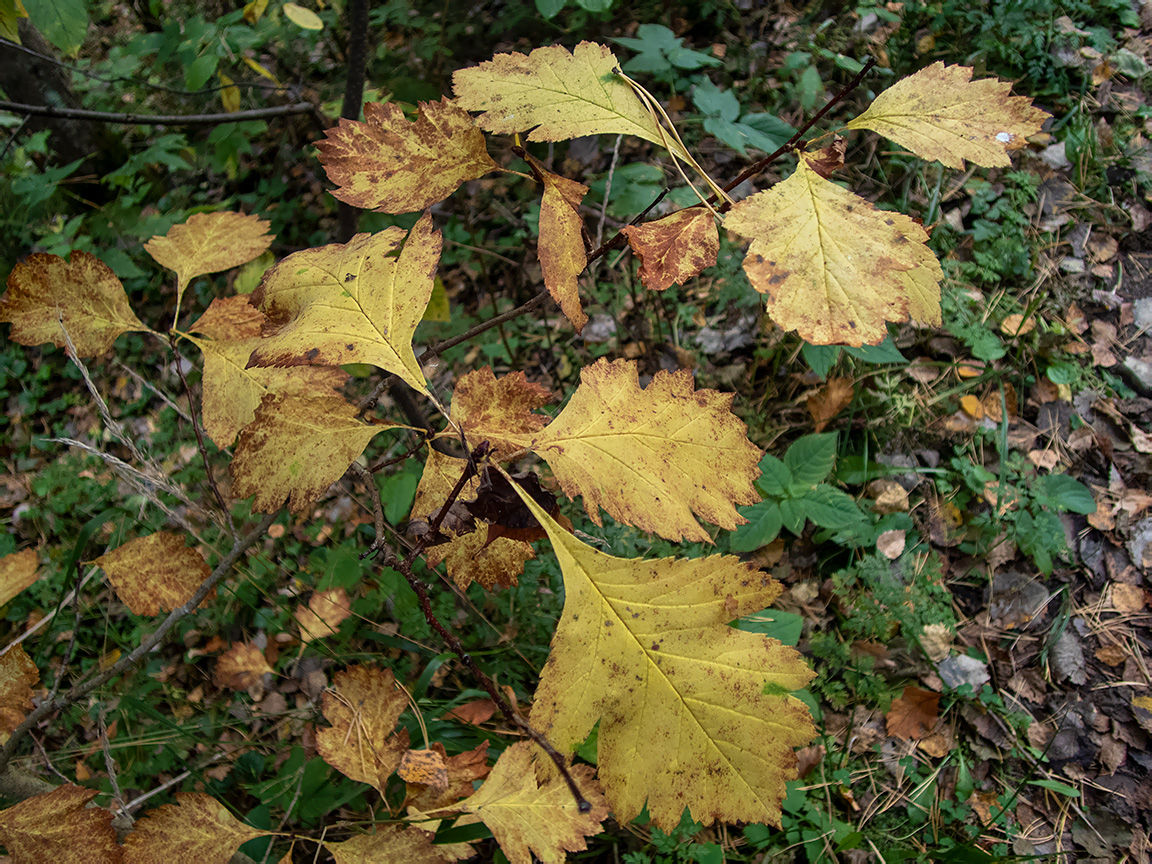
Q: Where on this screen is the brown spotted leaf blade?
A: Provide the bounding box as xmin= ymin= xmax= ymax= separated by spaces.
xmin=398 ymin=749 xmax=449 ymax=790
xmin=506 ymin=482 xmax=816 ymax=830
xmin=92 ymin=532 xmax=212 ymax=617
xmin=317 ymin=665 xmax=410 ymax=794
xmin=0 ymin=548 xmax=40 ymax=607
xmin=123 ymin=793 xmax=269 ymax=863
xmin=1 ymin=252 xmax=151 ymax=356
xmin=525 ymin=153 xmax=589 ymax=333
xmin=0 ymin=644 xmax=39 ymax=734
xmin=725 ymin=152 xmax=942 ymax=346
xmin=296 ymin=586 xmax=353 ymax=644
xmin=453 ymin=42 xmax=677 ymax=154
xmin=213 ymin=642 xmax=274 ymax=690
xmin=230 ymin=393 xmax=403 ymax=513
xmin=622 ymin=207 xmax=718 ymax=291
xmin=0 ymin=784 xmax=122 ymax=863
xmin=185 ymin=296 xmax=349 ymax=448
xmin=845 ymin=63 xmax=1050 ymax=169
xmin=247 ymin=213 xmax=441 ymax=396
xmin=506 ymin=358 xmax=761 ymax=543
xmin=413 ymin=450 xmax=534 ymax=589
xmin=405 ymin=742 xmax=490 ymax=811
xmin=144 ymin=211 xmax=273 ymax=318
xmin=456 ymin=741 xmax=608 ymax=864
xmin=450 ymin=367 xmax=552 ymax=460
xmin=317 ymin=98 xmax=498 ymax=214
xmin=324 ymin=825 xmax=448 ymax=864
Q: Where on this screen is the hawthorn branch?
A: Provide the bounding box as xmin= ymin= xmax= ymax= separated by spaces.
xmin=0 ymin=512 xmax=278 ymax=777
xmin=0 ymin=99 xmax=318 ymax=126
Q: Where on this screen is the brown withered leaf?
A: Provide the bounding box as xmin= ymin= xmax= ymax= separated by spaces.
xmin=0 ymin=548 xmax=40 ymax=607
xmin=316 ymin=98 xmax=498 ymax=214
xmin=445 ymin=700 xmax=497 ymax=726
xmin=1 ymin=252 xmax=152 ymax=356
xmin=0 ymin=644 xmax=38 ymax=734
xmin=92 ymin=532 xmax=212 ymax=617
xmin=317 ymin=665 xmax=410 ymax=794
xmin=450 ymin=366 xmax=552 ymax=460
xmin=803 ymin=136 xmax=846 ymax=178
xmin=296 ymin=587 xmax=353 ymax=645
xmin=214 ymin=642 xmax=274 ymax=690
xmin=807 ymin=376 xmax=854 ymax=432
xmin=0 ymin=784 xmax=121 ymax=863
xmin=526 ymin=153 xmax=589 ymax=333
xmin=405 ymin=742 xmax=491 ymax=812
xmin=622 ymin=206 xmax=718 ymax=291
xmin=886 ymin=685 xmax=940 ymax=740
xmin=398 ymin=748 xmax=449 ymax=790
xmin=124 ymin=792 xmax=269 ymax=863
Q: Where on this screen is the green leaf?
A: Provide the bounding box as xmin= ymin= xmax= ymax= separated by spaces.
xmin=798 ymin=64 xmax=824 ymax=110
xmin=784 ymin=433 xmax=838 ymax=490
xmin=802 ymin=343 xmax=840 ymax=379
xmin=796 ymin=484 xmax=864 ymax=530
xmin=755 ymin=453 xmax=792 ymax=497
xmin=534 ymin=0 xmax=566 ymax=17
xmin=573 ymin=0 xmax=612 ymax=11
xmin=23 ymin=0 xmax=88 ymax=53
xmin=1034 ymin=474 xmax=1096 ymax=514
xmin=704 ymin=116 xmax=752 ymax=156
xmin=665 ymin=46 xmax=722 ymax=70
xmin=1027 ymin=778 xmax=1080 ymax=798
xmin=843 ymin=335 xmax=906 ymax=364
xmin=692 ymin=78 xmax=740 ymax=122
xmin=779 ymin=497 xmax=805 ymax=535
xmin=739 ymin=113 xmax=797 ymax=151
xmin=185 ymin=52 xmax=220 ymax=91
xmin=379 ymin=470 xmax=419 ymax=524
xmin=735 ymin=608 xmax=803 ymax=645
xmin=730 ymin=501 xmax=782 ymax=552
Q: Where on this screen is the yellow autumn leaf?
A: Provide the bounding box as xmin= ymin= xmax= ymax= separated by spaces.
xmin=500 ymin=358 xmax=760 ymax=543
xmin=0 ymin=252 xmax=152 ymax=356
xmin=523 ymin=153 xmax=590 ymax=333
xmin=143 ymin=211 xmax=274 ymax=322
xmin=725 ymin=152 xmax=943 ymax=345
xmin=242 ymin=0 xmax=268 ymax=25
xmin=0 ymin=785 xmax=121 ymax=863
xmin=450 ymin=366 xmax=552 ymax=460
xmin=218 ymin=71 xmax=240 ymax=112
xmin=453 ymin=42 xmax=686 ymax=159
xmin=505 ymin=477 xmax=815 ymax=829
xmin=422 ymin=276 xmax=451 ymax=322
xmin=0 ymin=0 xmax=27 ymax=44
xmin=845 ymin=63 xmax=1051 ymax=169
xmin=0 ymin=644 xmax=38 ymax=734
xmin=123 ymin=793 xmax=270 ymax=863
xmin=247 ymin=212 xmax=441 ymax=396
xmin=622 ymin=206 xmax=718 ymax=291
xmin=283 ymin=1 xmax=322 ymax=29
xmin=183 ymin=296 xmax=348 ymax=448
xmin=455 ymin=741 xmax=609 ymax=864
xmin=413 ymin=449 xmax=535 ymax=589
xmin=317 ymin=98 xmax=498 ymax=214
xmin=316 ymin=665 xmax=410 ymax=794
xmin=0 ymin=548 xmax=40 ymax=607
xmin=230 ymin=393 xmax=405 ymax=513
xmin=91 ymin=532 xmax=212 ymax=617
xmin=324 ymin=825 xmax=446 ymax=864
xmin=296 ymin=586 xmax=352 ymax=644
xmin=213 ymin=641 xmax=274 ymax=690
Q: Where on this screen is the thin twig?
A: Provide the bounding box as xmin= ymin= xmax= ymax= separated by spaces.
xmin=596 ymin=134 xmax=623 ymax=249
xmin=113 ymin=358 xmax=191 ymax=422
xmin=0 ymin=99 xmax=317 ymax=126
xmin=418 ymin=291 xmax=549 ymax=363
xmin=0 ymin=113 xmax=30 ymax=161
xmin=348 ymin=462 xmax=386 ymax=556
xmin=0 ymin=512 xmax=278 ymax=777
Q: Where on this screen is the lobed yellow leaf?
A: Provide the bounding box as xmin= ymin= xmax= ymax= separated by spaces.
xmin=622 ymin=206 xmax=718 ymax=291
xmin=0 ymin=644 xmax=38 ymax=734
xmin=526 ymin=153 xmax=591 ymax=332
xmin=144 ymin=211 xmax=273 ymax=319
xmin=725 ymin=152 xmax=943 ymax=345
xmin=247 ymin=213 xmax=441 ymax=396
xmin=91 ymin=532 xmax=212 ymax=617
xmin=0 ymin=547 xmax=40 ymax=607
xmin=296 ymin=586 xmax=353 ymax=644
xmin=230 ymin=393 xmax=403 ymax=513
xmin=317 ymin=98 xmax=498 ymax=214
xmin=508 ymin=480 xmax=816 ymax=829
xmin=185 ymin=296 xmax=349 ymax=447
xmin=845 ymin=63 xmax=1051 ymax=169
xmin=0 ymin=251 xmax=151 ymax=356
xmin=0 ymin=785 xmax=121 ymax=863
xmin=324 ymin=825 xmax=449 ymax=864
xmin=453 ymin=42 xmax=687 ymax=159
xmin=456 ymin=741 xmax=608 ymax=864
xmin=316 ymin=665 xmax=410 ymax=794
xmin=507 ymin=358 xmax=761 ymax=543
xmin=123 ymin=792 xmax=269 ymax=863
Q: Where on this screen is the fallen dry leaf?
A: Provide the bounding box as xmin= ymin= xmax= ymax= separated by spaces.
xmin=886 ymin=685 xmax=940 ymax=740
xmin=807 ymin=377 xmax=855 ymax=432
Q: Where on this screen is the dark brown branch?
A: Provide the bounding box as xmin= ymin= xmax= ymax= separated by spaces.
xmin=0 ymin=99 xmax=318 ymax=126
xmin=420 ymin=290 xmax=550 ymax=363
xmin=0 ymin=512 xmax=278 ymax=777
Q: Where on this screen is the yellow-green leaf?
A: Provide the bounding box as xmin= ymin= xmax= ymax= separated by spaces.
xmin=0 ymin=251 xmax=152 ymax=355
xmin=317 ymin=98 xmax=498 ymax=214
xmin=91 ymin=531 xmax=212 ymax=617
xmin=218 ymin=71 xmax=240 ymax=113
xmin=123 ymin=793 xmax=270 ymax=863
xmin=247 ymin=213 xmax=441 ymax=396
xmin=456 ymin=742 xmax=608 ymax=864
xmin=0 ymin=548 xmax=40 ymax=608
xmin=845 ymin=63 xmax=1050 ymax=169
xmin=230 ymin=393 xmax=404 ymax=513
xmin=283 ymin=1 xmax=322 ymax=29
xmin=725 ymin=152 xmax=943 ymax=345
xmin=507 ymin=477 xmax=815 ymax=829
xmin=324 ymin=826 xmax=447 ymax=864
xmin=0 ymin=785 xmax=121 ymax=863
xmin=526 ymin=153 xmax=589 ymax=333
